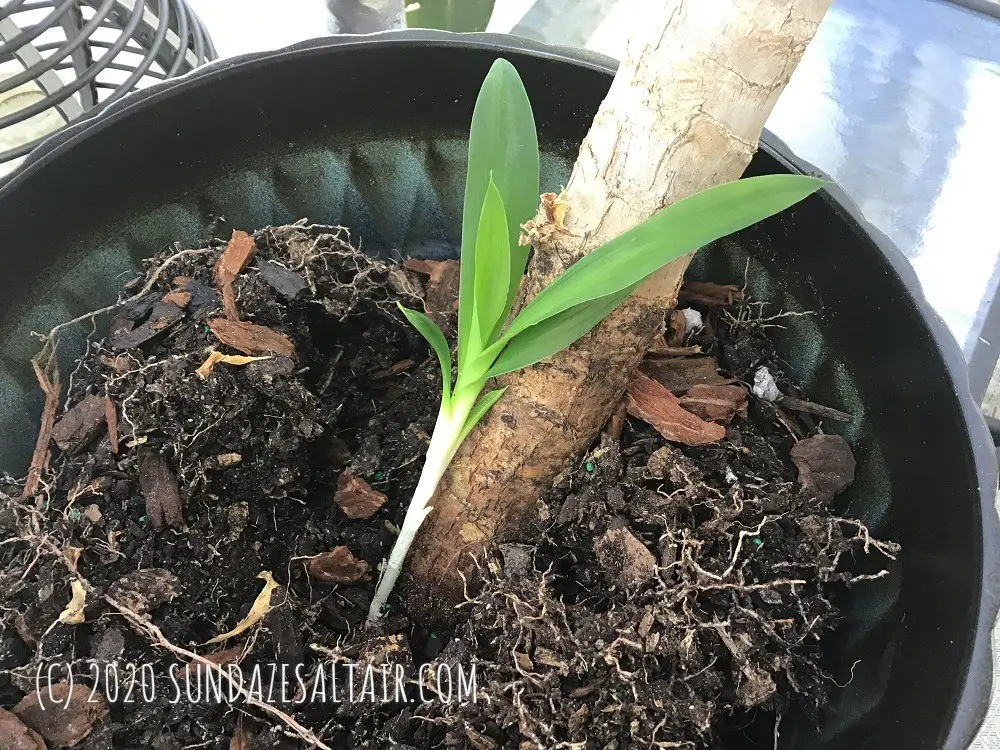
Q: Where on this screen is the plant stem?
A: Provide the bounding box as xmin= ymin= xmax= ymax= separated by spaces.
xmin=366 ymin=393 xmax=476 ymax=625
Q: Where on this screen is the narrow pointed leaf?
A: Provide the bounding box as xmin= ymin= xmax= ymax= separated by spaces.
xmin=458 ymin=388 xmax=507 ymax=445
xmin=459 ymin=59 xmax=540 ymax=369
xmin=505 ymin=175 xmax=825 ymax=340
xmin=474 ymin=180 xmax=511 ymax=343
xmin=405 ymin=0 xmax=496 ymax=32
xmin=397 ymin=304 xmax=452 ymax=405
xmin=486 ymin=286 xmax=635 ymax=379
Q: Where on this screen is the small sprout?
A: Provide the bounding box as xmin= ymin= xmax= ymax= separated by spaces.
xmin=585 ymin=461 xmax=595 ymax=473
xmin=753 ymin=538 xmax=763 ymax=547
xmin=138 ymin=515 xmax=147 ymax=523
xmin=374 ymin=471 xmax=384 ymax=481
xmin=365 ymin=59 xmax=825 ymax=626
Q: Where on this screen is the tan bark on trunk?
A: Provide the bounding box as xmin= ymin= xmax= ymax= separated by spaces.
xmin=408 ymin=0 xmax=833 ymax=612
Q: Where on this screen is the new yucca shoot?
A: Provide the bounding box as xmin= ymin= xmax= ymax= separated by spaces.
xmin=365 ymin=59 xmax=824 ymax=625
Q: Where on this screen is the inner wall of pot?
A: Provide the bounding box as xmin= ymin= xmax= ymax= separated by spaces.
xmin=0 ymin=42 xmax=982 ymax=750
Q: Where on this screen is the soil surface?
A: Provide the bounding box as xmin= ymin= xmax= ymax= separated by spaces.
xmin=0 ymin=224 xmax=897 ymax=750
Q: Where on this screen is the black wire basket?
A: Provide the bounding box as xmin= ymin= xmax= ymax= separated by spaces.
xmin=0 ymin=0 xmax=215 ymax=167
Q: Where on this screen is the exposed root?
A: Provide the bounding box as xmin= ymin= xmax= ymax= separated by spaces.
xmin=106 ymin=594 xmax=333 ymax=750
xmin=23 ymin=343 xmax=60 ymax=499
xmin=39 ymin=246 xmax=214 ymax=346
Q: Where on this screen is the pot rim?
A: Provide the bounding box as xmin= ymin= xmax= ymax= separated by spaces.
xmin=2 ymin=29 xmax=998 ymax=749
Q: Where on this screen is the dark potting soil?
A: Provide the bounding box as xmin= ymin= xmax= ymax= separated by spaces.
xmin=0 ymin=224 xmax=897 ymax=750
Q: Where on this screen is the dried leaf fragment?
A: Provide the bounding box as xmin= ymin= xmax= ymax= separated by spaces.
xmin=58 ymin=579 xmax=87 ymax=625
xmin=13 ymin=682 xmax=108 ymax=748
xmin=334 ymin=471 xmax=387 ymax=519
xmin=207 ymin=318 xmax=295 ymax=358
xmin=307 ymin=546 xmax=371 ymax=583
xmin=626 ymin=373 xmax=725 ymax=446
xmin=205 ymin=571 xmax=279 ymax=645
xmin=541 ymin=188 xmax=570 ymax=228
xmin=196 ymin=349 xmax=271 ymax=380
xmin=404 ymin=258 xmax=461 ymax=330
xmin=678 ymin=384 xmax=748 ymax=423
xmin=51 ymin=394 xmax=107 ymax=454
xmin=64 ymin=546 xmax=83 ymax=570
xmin=138 ymin=451 xmax=184 ymax=529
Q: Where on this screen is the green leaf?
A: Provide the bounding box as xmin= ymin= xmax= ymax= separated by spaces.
xmin=397 ymin=303 xmax=452 ymax=405
xmin=486 ymin=286 xmax=635 ymax=379
xmin=405 ymin=0 xmax=496 ymax=32
xmin=459 ymin=59 xmax=540 ymax=369
xmin=473 ymin=179 xmax=511 ymax=344
xmin=457 ymin=388 xmax=507 ymax=445
xmin=506 ymin=175 xmax=826 ymax=340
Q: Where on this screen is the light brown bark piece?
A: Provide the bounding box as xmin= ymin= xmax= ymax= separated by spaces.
xmin=640 ymin=356 xmax=733 ymax=393
xmin=667 ymin=310 xmax=687 ymax=346
xmin=0 ymin=707 xmax=45 ymax=750
xmin=208 ymin=318 xmax=295 ymax=358
xmin=595 ymin=526 xmax=658 ymax=587
xmin=626 ymin=373 xmax=726 ymax=446
xmin=308 ymin=546 xmax=371 ymax=583
xmin=678 ymin=281 xmax=745 ymax=307
xmin=104 ymin=397 xmax=119 ymax=454
xmin=162 ymin=289 xmax=192 ymax=308
xmin=138 ymin=451 xmax=184 ymax=529
xmin=214 ymin=230 xmax=257 ymax=321
xmin=409 ymin=0 xmax=833 ymax=610
xmin=13 ymin=683 xmax=107 ymax=748
xmin=678 ymin=384 xmax=748 ymax=423
xmin=334 ymin=471 xmax=387 ymax=519
xmin=51 ymin=394 xmax=106 ymax=453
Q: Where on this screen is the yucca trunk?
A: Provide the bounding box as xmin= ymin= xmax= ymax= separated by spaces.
xmin=407 ymin=0 xmax=834 ymax=613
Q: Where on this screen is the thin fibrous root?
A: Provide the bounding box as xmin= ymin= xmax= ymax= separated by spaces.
xmin=37 ymin=247 xmax=214 ymax=345
xmin=105 ymin=594 xmax=333 ymax=750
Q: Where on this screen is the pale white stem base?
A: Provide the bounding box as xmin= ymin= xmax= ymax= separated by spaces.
xmin=366 ymin=397 xmax=474 ymax=625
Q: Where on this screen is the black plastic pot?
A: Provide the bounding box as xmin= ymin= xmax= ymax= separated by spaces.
xmin=0 ymin=32 xmax=996 ymax=750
